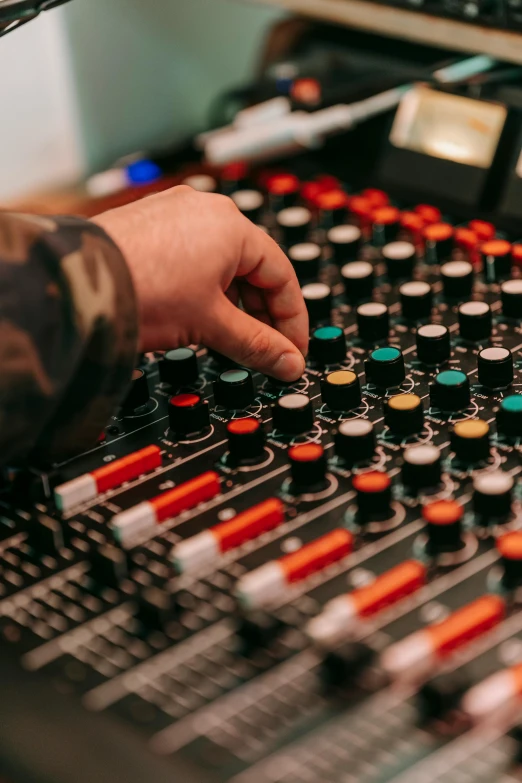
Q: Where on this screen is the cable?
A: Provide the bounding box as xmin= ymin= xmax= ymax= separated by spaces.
xmin=203 ymin=55 xmax=498 ymax=165
xmin=0 ymin=14 xmax=36 ymax=38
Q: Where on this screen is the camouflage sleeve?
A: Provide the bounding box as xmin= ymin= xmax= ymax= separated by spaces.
xmin=0 ymin=212 xmax=139 ymax=467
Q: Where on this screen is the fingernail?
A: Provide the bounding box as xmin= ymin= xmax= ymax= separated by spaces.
xmin=272 ymin=352 xmax=305 ymax=382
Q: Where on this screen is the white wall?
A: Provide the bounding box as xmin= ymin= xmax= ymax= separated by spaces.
xmin=0 ymin=10 xmax=84 ymax=200
xmin=0 ymin=0 xmax=284 ymax=201
xmin=63 ymin=0 xmax=285 ymax=172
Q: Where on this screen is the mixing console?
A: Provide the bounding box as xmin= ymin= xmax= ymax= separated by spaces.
xmin=6 ymin=167 xmax=522 ymax=782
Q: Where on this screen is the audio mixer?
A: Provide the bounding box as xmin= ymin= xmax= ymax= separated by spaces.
xmin=8 ymin=160 xmax=522 ymax=782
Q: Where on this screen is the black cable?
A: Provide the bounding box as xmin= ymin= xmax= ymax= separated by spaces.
xmin=0 ymin=0 xmax=72 ymax=30
xmin=0 ymin=14 xmax=36 ymax=37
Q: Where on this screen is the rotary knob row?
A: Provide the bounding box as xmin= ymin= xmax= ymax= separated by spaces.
xmin=256 ymin=393 xmax=379 ymax=465
xmin=417 ymin=328 xmax=514 ymax=389
xmin=304 ymin=278 xmax=434 ymax=327
xmin=440 ymin=264 xmax=522 ymax=317
xmin=170 ymin=385 xmax=522 ymax=458
xmin=312 ymin=341 xmax=513 ymax=400
xmin=307 ymin=290 xmax=521 ymax=347
xmin=167 ymin=395 xmax=267 ymax=465
xmin=401 ymin=453 xmax=515 ymax=531
xmin=160 ymin=345 xmax=514 ymax=442
xmin=304 ymin=284 xmax=522 ymax=341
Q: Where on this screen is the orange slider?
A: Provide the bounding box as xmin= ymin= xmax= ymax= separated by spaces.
xmin=381 ymin=594 xmax=505 ymax=681
xmin=307 ymin=560 xmax=426 ymax=646
xmin=235 ymin=529 xmax=353 ymax=609
xmin=112 ymin=471 xmax=221 ymax=548
xmin=171 ymin=498 xmax=285 ymax=574
xmin=54 ymin=445 xmax=162 ymax=513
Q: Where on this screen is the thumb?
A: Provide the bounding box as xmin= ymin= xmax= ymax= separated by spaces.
xmin=208 ymin=298 xmax=306 ymax=382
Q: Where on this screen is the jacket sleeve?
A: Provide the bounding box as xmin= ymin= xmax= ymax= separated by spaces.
xmin=0 ymin=212 xmax=139 ymax=467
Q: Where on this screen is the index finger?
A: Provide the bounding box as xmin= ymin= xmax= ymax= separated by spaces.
xmin=236 ymin=217 xmax=309 ymax=356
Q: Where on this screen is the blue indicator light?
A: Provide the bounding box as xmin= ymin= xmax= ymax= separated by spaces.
xmin=126 ymin=159 xmax=162 ymax=186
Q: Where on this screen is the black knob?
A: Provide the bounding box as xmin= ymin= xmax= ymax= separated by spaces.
xmin=265 ymin=374 xmax=301 ymax=390
xmin=137 ymin=586 xmax=177 ymax=630
xmin=316 ymin=189 xmax=348 ymax=226
xmin=89 ymin=544 xmax=128 ymax=589
xmin=289 ymin=243 xmax=321 ymax=282
xmin=469 ymin=219 xmax=495 ymax=241
xmin=309 ymin=325 xmax=346 ymax=366
xmin=221 ymin=162 xmax=248 ymax=193
xmin=231 ymin=189 xmax=264 ymax=222
xmin=423 ymin=499 xmax=465 ymax=556
xmin=402 ymin=444 xmax=441 ymax=492
xmin=352 ymin=470 xmax=393 ymax=524
xmin=356 ymin=302 xmax=389 ymax=343
xmin=473 ymin=471 xmax=514 ymax=524
xmin=400 ymin=281 xmax=432 ymax=321
xmin=226 ymin=417 xmax=265 ymax=463
xmin=319 ymin=643 xmax=375 ymax=688
xmin=272 ymin=393 xmax=314 ymax=435
xmin=214 ymin=368 xmax=255 ymax=409
xmin=288 ymin=442 xmax=327 ymax=490
xmin=502 ymin=279 xmax=522 ymax=319
xmin=418 ymin=672 xmax=471 ymax=723
xmin=266 ymin=173 xmax=300 ymax=209
xmin=416 ymin=323 xmax=451 ymax=365
xmin=477 ymin=346 xmax=513 ymax=390
xmin=497 ymin=532 xmax=522 ymax=590
xmin=26 ymin=513 xmax=64 ymax=555
xmin=481 ymin=239 xmax=512 ymax=282
xmin=441 ymin=260 xmax=474 ymax=300
xmin=372 ymin=206 xmax=400 ymax=245
xmin=122 ymin=368 xmax=149 ymax=414
xmin=236 ymin=612 xmax=286 ymax=655
xmin=321 ymin=370 xmax=361 ymax=411
xmin=365 ymin=346 xmax=405 ymax=389
xmin=382 ymin=241 xmax=416 ymax=280
xmin=168 ymin=392 xmax=210 ymax=437
xmin=334 ymin=419 xmax=375 ymax=465
xmin=451 ymin=419 xmax=490 ymax=463
xmin=496 ymin=395 xmax=522 ymax=439
xmin=430 ymin=370 xmax=470 ymax=412
xmin=458 ymin=301 xmax=492 ymax=342
xmin=277 ymin=206 xmax=312 ymax=246
xmin=384 ymin=393 xmax=424 ymax=436
xmin=159 ymin=347 xmax=199 ymax=387
xmin=207 ymin=348 xmax=239 ymax=369
xmin=423 ymin=223 xmax=454 ymax=264
xmin=341 ymin=260 xmax=374 ymax=303
xmin=328 ymin=224 xmax=362 ymax=265
xmin=302 ymin=282 xmax=332 ymax=325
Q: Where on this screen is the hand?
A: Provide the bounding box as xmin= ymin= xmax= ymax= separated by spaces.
xmin=94 ymin=185 xmax=308 ymax=382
